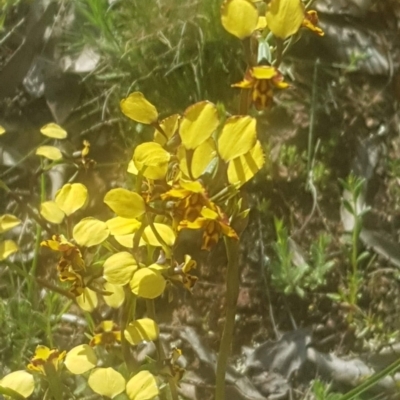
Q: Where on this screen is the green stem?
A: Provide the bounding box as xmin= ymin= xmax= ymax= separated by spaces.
xmin=215 ymin=237 xmax=240 ymax=400
xmin=121 ymin=293 xmax=138 ymax=372
xmin=43 ymin=363 xmax=63 ymax=400
xmin=341 ymin=356 xmax=400 ymax=400
xmin=30 ymin=160 xmax=46 ymax=301
xmin=307 ymin=58 xmax=319 ymax=180
xmin=145 ymin=300 xmax=179 ymax=400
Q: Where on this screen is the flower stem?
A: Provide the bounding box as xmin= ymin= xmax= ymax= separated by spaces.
xmin=30 ymin=160 xmax=46 ymax=302
xmin=43 ymin=363 xmax=63 ymax=400
xmin=146 ymin=300 xmax=179 ymax=400
xmin=121 ymin=292 xmax=139 ymax=372
xmin=215 ymin=237 xmax=240 ymax=400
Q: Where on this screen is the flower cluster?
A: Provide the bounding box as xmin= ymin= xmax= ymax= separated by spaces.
xmin=221 ymin=0 xmax=324 ymax=109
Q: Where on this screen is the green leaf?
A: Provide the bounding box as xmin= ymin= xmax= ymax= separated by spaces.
xmin=130 ymin=267 xmax=166 ymax=299
xmin=124 ymin=318 xmax=159 ymax=345
xmin=0 ymin=370 xmax=34 ymax=398
xmin=40 ymin=123 xmax=67 ymax=139
xmin=126 ymin=371 xmax=159 ymax=400
xmin=133 ymin=142 xmax=170 ymax=180
xmin=65 ymin=344 xmax=97 ymax=375
xmin=55 ymin=183 xmax=88 ymax=216
xmin=88 ymin=368 xmax=125 ymax=398
xmin=0 ymin=240 xmax=19 ymax=261
xmin=106 ymin=217 xmax=141 ymax=236
xmin=40 ymin=201 xmax=65 ymax=224
xmin=35 ymin=146 xmax=63 ymax=161
xmin=0 ymin=214 xmax=21 ymax=233
xmin=120 ymin=92 xmax=158 ymax=124
xmin=104 ymin=189 xmax=146 ymax=218
xmin=73 ymin=217 xmax=110 ymax=247
xmin=140 ymin=224 xmax=176 ymax=247
xmin=103 ymin=252 xmax=138 ymax=285
xmin=103 ymin=282 xmax=125 ymax=308
xmin=76 ymin=288 xmax=98 ymax=312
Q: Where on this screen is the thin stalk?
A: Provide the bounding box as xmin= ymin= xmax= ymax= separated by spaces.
xmin=43 ymin=363 xmax=63 ymax=400
xmin=215 ymin=237 xmax=240 ymax=400
xmin=29 ymin=160 xmax=46 ymax=301
xmin=349 ymin=208 xmax=360 ymax=316
xmin=341 ymin=356 xmax=400 ymax=400
xmin=146 ymin=300 xmax=179 ymax=400
xmin=121 ymin=293 xmax=138 ymax=372
xmin=307 ymin=59 xmax=319 ymax=179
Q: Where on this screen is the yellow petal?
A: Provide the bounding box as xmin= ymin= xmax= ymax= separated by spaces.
xmin=0 ymin=214 xmax=21 ymax=233
xmin=0 ymin=370 xmax=34 ymax=398
xmin=221 ymin=0 xmax=259 ymax=39
xmin=40 ymin=201 xmax=65 ymax=224
xmin=201 ymin=207 xmax=219 ymax=220
xmin=55 ymin=183 xmax=88 ymax=216
xmin=218 ymin=116 xmax=257 ymax=162
xmin=103 ymin=252 xmax=138 ymax=285
xmin=127 ymin=160 xmax=138 ymax=175
xmin=114 ymin=234 xmax=135 ymax=248
xmin=120 ymin=92 xmax=158 ymax=124
xmin=124 ymin=318 xmax=159 ymax=345
xmin=227 ymin=140 xmax=265 ymax=187
xmin=179 ymin=101 xmax=219 ymax=150
xmin=104 ymin=189 xmax=146 ymax=219
xmin=73 ymin=217 xmax=110 ymax=247
xmin=106 ymin=217 xmax=141 ymax=236
xmin=140 ymin=223 xmax=176 ymax=247
xmin=252 ymin=66 xmax=277 ymax=79
xmin=35 ymin=145 xmax=63 ymax=161
xmin=0 ymin=126 xmax=5 ymax=135
xmin=154 ymin=114 xmax=180 ymax=146
xmin=179 ymin=179 xmax=205 ymax=193
xmin=256 ymin=15 xmax=267 ymax=30
xmin=76 ymin=287 xmax=98 ymax=312
xmin=40 ymin=123 xmax=67 ymax=139
xmin=65 ymin=344 xmax=97 ymax=374
xmin=177 ymin=145 xmax=190 ymax=178
xmin=103 ymin=282 xmax=125 ymax=308
xmin=32 ymin=345 xmax=51 ymax=360
xmin=133 ymin=142 xmax=170 ymax=180
xmin=191 ymin=138 xmax=217 ymax=179
xmin=0 ymin=240 xmax=18 ymax=261
xmin=266 ymin=0 xmax=304 ymax=39
xmin=130 ymin=268 xmax=166 ymax=299
xmin=126 ymin=371 xmax=159 ymax=400
xmin=88 ymin=368 xmax=125 ymax=398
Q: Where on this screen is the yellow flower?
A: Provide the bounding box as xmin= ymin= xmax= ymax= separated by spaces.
xmin=169 ymin=254 xmax=198 ymax=291
xmin=162 ymin=180 xmax=210 ymax=227
xmin=27 ymin=345 xmax=66 ymax=375
xmin=302 ymin=10 xmax=324 ymax=36
xmin=89 ymin=321 xmax=121 ymax=348
xmin=41 ymin=235 xmax=85 ymax=272
xmin=232 ymin=66 xmax=289 ymax=109
xmin=41 ymin=235 xmax=86 ymax=296
xmin=179 ymin=206 xmax=238 ymax=251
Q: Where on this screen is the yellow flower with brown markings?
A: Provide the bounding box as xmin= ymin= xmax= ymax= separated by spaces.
xmin=162 ymin=180 xmax=210 ymax=228
xmin=179 ymin=206 xmax=238 ymax=251
xmin=27 ymin=345 xmax=66 ymax=375
xmin=89 ymin=321 xmax=121 ymax=348
xmin=232 ymin=66 xmax=289 ymax=110
xmin=302 ymin=10 xmax=324 ymax=36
